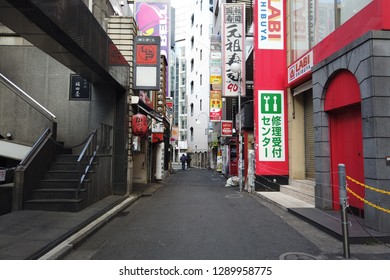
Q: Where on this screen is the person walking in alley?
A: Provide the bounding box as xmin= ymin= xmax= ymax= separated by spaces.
xmin=186 ymin=154 xmax=191 ymax=169
xmin=180 ymin=154 xmax=187 ymax=170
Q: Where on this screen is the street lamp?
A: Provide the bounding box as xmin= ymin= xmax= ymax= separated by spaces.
xmin=231 ymin=62 xmax=243 ymax=193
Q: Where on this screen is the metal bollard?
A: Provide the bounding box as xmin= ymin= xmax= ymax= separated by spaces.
xmin=338 ymin=163 xmax=350 ymax=259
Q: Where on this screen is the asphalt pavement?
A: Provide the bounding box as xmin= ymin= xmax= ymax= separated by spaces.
xmin=0 ymin=164 xmax=389 ymax=260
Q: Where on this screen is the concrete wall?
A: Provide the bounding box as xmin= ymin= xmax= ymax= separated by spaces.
xmin=312 ymin=31 xmax=390 ymax=232
xmin=0 ymin=45 xmax=115 ymax=151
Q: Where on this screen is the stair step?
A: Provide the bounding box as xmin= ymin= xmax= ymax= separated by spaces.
xmin=54 ymin=154 xmax=79 ymax=163
xmin=289 ymin=179 xmax=315 ymax=194
xmin=44 ymin=170 xmax=94 ymax=180
xmin=50 ymin=162 xmax=79 ymax=171
xmin=24 ymin=199 xmax=83 ymax=212
xmin=31 ymin=188 xmax=86 ymax=199
xmin=49 ymin=161 xmax=97 ymax=171
xmin=280 ymin=184 xmax=315 ymax=205
xmin=39 ymin=179 xmax=91 ymax=189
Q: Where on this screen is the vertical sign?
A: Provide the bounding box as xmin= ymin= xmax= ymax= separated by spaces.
xmin=69 ymin=74 xmax=90 ymax=100
xmin=258 ymin=91 xmax=285 ymax=161
xmin=210 ymin=90 xmax=222 ymax=121
xmin=257 ymin=0 xmax=284 ymax=50
xmin=134 ymin=36 xmax=161 ymax=90
xmin=210 ymin=35 xmax=222 ymax=121
xmin=135 ymin=1 xmax=170 ymax=95
xmin=221 ymin=120 xmax=233 ymax=137
xmin=221 ymin=3 xmax=246 ymax=97
xmin=254 ymin=0 xmax=288 ymax=176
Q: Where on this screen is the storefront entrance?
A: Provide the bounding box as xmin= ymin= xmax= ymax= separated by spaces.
xmin=325 ymin=70 xmax=364 ymax=213
xmin=329 ymin=106 xmax=364 ymax=211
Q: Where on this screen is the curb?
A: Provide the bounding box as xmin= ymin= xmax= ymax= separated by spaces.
xmin=38 ymin=195 xmax=141 ymax=260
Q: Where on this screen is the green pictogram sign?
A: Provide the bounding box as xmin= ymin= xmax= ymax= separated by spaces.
xmin=258 ymin=91 xmax=285 ymax=162
xmin=260 ymin=93 xmax=282 ymax=114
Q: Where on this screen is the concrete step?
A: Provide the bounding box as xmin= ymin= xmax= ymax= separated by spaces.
xmin=44 ymin=170 xmax=94 ymax=180
xmin=24 ymin=199 xmax=84 ymax=212
xmin=290 ymin=179 xmax=315 ymax=193
xmin=280 ymin=182 xmax=315 ymax=205
xmin=54 ymin=154 xmax=79 ymax=162
xmin=38 ymin=179 xmax=90 ymax=189
xmin=49 ymin=162 xmax=79 ymax=171
xmin=31 ymin=188 xmax=86 ymax=200
xmin=256 ymin=191 xmax=314 ymax=211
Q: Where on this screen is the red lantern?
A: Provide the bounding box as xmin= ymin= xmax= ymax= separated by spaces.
xmin=132 ymin=113 xmax=148 ymax=136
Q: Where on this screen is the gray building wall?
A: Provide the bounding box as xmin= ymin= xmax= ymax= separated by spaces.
xmin=313 ymin=31 xmax=390 ymax=232
xmin=0 ymin=45 xmax=115 ymax=151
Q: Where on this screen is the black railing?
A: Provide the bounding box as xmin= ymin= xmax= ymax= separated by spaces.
xmin=19 ymin=128 xmax=51 ymax=167
xmin=77 ymin=129 xmax=98 ymax=199
xmin=76 ymin=123 xmax=112 ymax=199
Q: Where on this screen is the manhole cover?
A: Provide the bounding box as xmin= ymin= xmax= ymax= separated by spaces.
xmin=279 ymin=252 xmax=319 ymax=260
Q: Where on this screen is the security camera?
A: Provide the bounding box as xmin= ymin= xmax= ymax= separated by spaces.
xmin=120 ymin=0 xmax=125 ymax=6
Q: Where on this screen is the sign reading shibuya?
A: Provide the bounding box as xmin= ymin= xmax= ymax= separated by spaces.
xmin=288 ymin=51 xmax=313 ymax=84
xmin=258 ymin=0 xmax=284 ymax=50
xmin=258 ymin=91 xmax=285 ymax=161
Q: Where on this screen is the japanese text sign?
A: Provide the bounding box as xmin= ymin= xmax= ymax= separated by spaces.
xmin=258 ymin=91 xmax=285 ymax=161
xmin=221 ymin=3 xmax=246 ymax=97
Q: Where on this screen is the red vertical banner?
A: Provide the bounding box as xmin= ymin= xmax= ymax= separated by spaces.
xmin=254 ymin=0 xmax=289 ymax=176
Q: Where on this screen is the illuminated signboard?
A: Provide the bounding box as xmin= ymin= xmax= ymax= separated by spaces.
xmin=134 ymin=36 xmax=161 ymax=90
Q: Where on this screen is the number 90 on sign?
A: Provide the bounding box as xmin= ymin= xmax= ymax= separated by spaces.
xmin=227 ymin=83 xmax=239 ymax=92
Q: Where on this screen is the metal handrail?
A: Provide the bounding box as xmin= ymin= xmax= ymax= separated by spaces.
xmin=18 ymin=128 xmax=51 ymax=167
xmin=0 ymin=73 xmax=56 ymax=121
xmin=76 ymin=129 xmax=99 ymax=199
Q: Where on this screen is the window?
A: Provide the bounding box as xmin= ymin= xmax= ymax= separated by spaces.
xmin=200 ymin=99 xmax=202 ymax=111
xmin=191 ymin=58 xmax=194 ymax=71
xmin=191 ymin=81 xmax=194 ymax=94
xmin=190 ymin=103 xmax=194 ymax=116
xmin=191 ymin=36 xmax=194 ymax=49
xmin=200 ymin=74 xmax=202 ymax=86
xmin=200 ymin=49 xmax=203 ymax=61
xmin=190 ymin=127 xmax=194 ymax=142
xmin=290 ymin=0 xmax=372 ymax=62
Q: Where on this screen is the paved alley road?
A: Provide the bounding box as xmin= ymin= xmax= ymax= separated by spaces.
xmin=64 ymin=169 xmax=328 ymax=260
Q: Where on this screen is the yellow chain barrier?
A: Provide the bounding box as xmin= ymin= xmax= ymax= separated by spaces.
xmin=346 ymin=175 xmax=390 ymax=196
xmin=346 ymin=187 xmax=390 ymax=214
xmin=346 ymin=175 xmax=390 ymax=214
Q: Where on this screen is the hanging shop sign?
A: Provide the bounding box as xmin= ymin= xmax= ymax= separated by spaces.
xmin=135 ymin=1 xmax=170 ymax=95
xmin=221 ymin=3 xmax=246 ymax=97
xmin=134 ymin=36 xmax=161 ymax=90
xmin=151 ymin=119 xmax=164 ymax=133
xmin=210 ymin=35 xmax=223 ymax=120
xmin=210 ymin=90 xmax=222 ymax=121
xmin=132 ymin=113 xmax=148 ymax=136
xmin=221 ymin=120 xmax=233 ymax=137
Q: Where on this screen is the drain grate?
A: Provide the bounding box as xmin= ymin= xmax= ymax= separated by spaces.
xmin=279 ymin=252 xmax=319 ymax=260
